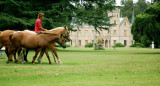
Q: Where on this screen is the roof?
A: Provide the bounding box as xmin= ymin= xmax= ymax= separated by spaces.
xmin=120 ymin=18 xmax=124 ymax=23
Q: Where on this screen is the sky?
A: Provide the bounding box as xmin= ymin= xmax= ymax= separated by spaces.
xmin=116 ymin=0 xmax=152 ymax=6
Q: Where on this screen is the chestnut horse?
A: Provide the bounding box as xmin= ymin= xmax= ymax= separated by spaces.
xmin=36 ymin=26 xmax=70 ymax=64
xmin=8 ymin=30 xmax=67 ymax=64
xmin=0 ymin=30 xmax=16 ymax=61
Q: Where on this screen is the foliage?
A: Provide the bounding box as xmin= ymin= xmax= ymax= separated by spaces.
xmin=73 ymin=0 xmax=116 ymax=31
xmin=113 ymin=43 xmax=125 ymax=47
xmin=132 ymin=2 xmax=160 ymax=48
xmin=130 ymin=42 xmax=145 ymax=47
xmin=0 ymin=0 xmax=77 ymax=30
xmin=85 ymin=43 xmax=94 ymax=48
xmin=0 ymin=0 xmax=116 ymax=31
xmin=120 ymin=0 xmax=150 ymax=23
xmin=141 ymin=36 xmax=151 ymax=47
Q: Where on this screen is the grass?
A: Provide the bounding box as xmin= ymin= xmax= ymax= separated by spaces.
xmin=0 ymin=47 xmax=160 ymax=86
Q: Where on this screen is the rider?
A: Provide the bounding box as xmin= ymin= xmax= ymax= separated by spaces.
xmin=35 ymin=13 xmax=47 ymax=33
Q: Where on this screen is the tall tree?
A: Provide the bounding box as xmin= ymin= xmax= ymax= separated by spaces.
xmin=72 ymin=0 xmax=116 ymax=46
xmin=0 ymin=0 xmax=116 ymax=33
xmin=74 ymin=0 xmax=116 ymax=31
xmin=120 ymin=0 xmax=150 ymax=23
xmin=0 ymin=0 xmax=76 ymax=30
xmin=132 ymin=2 xmax=160 ymax=48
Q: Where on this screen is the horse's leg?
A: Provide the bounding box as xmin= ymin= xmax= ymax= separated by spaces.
xmin=37 ymin=49 xmax=45 ymax=63
xmin=51 ymin=51 xmax=58 ymax=63
xmin=5 ymin=45 xmax=13 ymax=61
xmin=44 ymin=48 xmax=52 ymax=64
xmin=0 ymin=43 xmax=3 ymax=49
xmin=7 ymin=47 xmax=16 ymax=63
xmin=23 ymin=49 xmax=29 ymax=62
xmin=32 ymin=48 xmax=41 ymax=64
xmin=49 ymin=45 xmax=62 ymax=64
xmin=17 ymin=47 xmax=24 ymax=63
xmin=13 ymin=48 xmax=19 ymax=63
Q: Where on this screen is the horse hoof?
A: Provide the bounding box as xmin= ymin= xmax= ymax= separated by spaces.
xmin=38 ymin=61 xmax=42 ymax=64
xmin=14 ymin=60 xmax=18 ymax=63
xmin=9 ymin=59 xmax=13 ymax=62
xmin=6 ymin=61 xmax=10 ymax=64
xmin=49 ymin=62 xmax=52 ymax=64
xmin=54 ymin=61 xmax=58 ymax=64
xmin=32 ymin=61 xmax=35 ymax=64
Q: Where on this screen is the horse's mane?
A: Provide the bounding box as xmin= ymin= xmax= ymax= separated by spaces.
xmin=49 ymin=27 xmax=64 ymax=31
xmin=24 ymin=30 xmax=36 ymax=34
xmin=40 ymin=32 xmax=58 ymax=36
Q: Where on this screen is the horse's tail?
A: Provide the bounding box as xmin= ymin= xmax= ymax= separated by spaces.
xmin=9 ymin=33 xmax=13 ymax=41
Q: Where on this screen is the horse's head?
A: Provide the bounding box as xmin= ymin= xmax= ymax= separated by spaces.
xmin=62 ymin=26 xmax=70 ymax=42
xmin=58 ymin=34 xmax=67 ymax=48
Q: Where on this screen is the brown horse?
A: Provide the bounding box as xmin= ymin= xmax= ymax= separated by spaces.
xmin=8 ymin=30 xmax=67 ymax=64
xmin=21 ymin=26 xmax=70 ymax=64
xmin=37 ymin=26 xmax=70 ymax=64
xmin=0 ymin=30 xmax=17 ymax=61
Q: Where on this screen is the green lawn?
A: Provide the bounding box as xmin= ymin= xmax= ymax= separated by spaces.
xmin=0 ymin=47 xmax=160 ymax=86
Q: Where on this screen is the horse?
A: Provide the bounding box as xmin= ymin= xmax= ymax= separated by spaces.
xmin=8 ymin=30 xmax=67 ymax=64
xmin=36 ymin=26 xmax=70 ymax=64
xmin=0 ymin=30 xmax=17 ymax=61
xmin=23 ymin=26 xmax=70 ymax=64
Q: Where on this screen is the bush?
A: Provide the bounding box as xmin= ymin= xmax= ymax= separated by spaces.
xmin=113 ymin=43 xmax=125 ymax=47
xmin=130 ymin=43 xmax=145 ymax=47
xmin=85 ymin=43 xmax=93 ymax=48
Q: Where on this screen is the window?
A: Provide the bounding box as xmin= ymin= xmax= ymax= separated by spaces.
xmin=114 ymin=20 xmax=116 ymax=24
xmin=78 ymin=40 xmax=81 ymax=46
xmin=92 ymin=40 xmax=94 ymax=43
xmin=78 ymin=31 xmax=82 ymax=36
xmin=124 ymin=40 xmax=127 ymax=46
xmin=114 ymin=40 xmax=116 ymax=44
xmin=85 ymin=40 xmax=88 ymax=45
xmin=113 ymin=30 xmax=116 ymax=35
xmin=92 ymin=30 xmax=95 ymax=35
xmin=85 ymin=30 xmax=88 ymax=37
xmin=101 ymin=31 xmax=103 ymax=36
xmin=124 ymin=30 xmax=127 ymax=36
xmin=70 ymin=40 xmax=72 ymax=46
xmin=124 ymin=22 xmax=126 ymax=26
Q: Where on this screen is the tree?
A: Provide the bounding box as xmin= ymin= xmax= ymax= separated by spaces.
xmin=0 ymin=0 xmax=116 ymax=32
xmin=0 ymin=0 xmax=76 ymax=31
xmin=74 ymin=0 xmax=116 ymax=31
xmin=72 ymin=0 xmax=116 ymax=47
xmin=132 ymin=2 xmax=160 ymax=48
xmin=120 ymin=0 xmax=150 ymax=23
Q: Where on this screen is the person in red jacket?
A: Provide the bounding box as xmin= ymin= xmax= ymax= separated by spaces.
xmin=35 ymin=13 xmax=47 ymax=32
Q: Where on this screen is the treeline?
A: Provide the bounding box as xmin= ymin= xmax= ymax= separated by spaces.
xmin=120 ymin=0 xmax=150 ymax=23
xmin=132 ymin=2 xmax=160 ymax=48
xmin=0 ymin=0 xmax=116 ymax=31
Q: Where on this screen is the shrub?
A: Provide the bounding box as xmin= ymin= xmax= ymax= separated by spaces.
xmin=85 ymin=43 xmax=93 ymax=48
xmin=130 ymin=43 xmax=145 ymax=47
xmin=113 ymin=43 xmax=125 ymax=47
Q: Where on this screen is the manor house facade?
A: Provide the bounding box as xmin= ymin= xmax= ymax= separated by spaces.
xmin=69 ymin=9 xmax=133 ymax=48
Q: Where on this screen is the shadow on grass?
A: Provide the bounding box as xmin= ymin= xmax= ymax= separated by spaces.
xmin=55 ymin=49 xmax=109 ymax=53
xmin=134 ymin=52 xmax=160 ymax=55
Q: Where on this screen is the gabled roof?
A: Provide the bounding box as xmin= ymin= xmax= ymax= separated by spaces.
xmin=119 ymin=17 xmax=131 ymax=27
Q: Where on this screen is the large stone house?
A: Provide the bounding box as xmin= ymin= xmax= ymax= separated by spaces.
xmin=70 ymin=9 xmax=133 ymax=48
